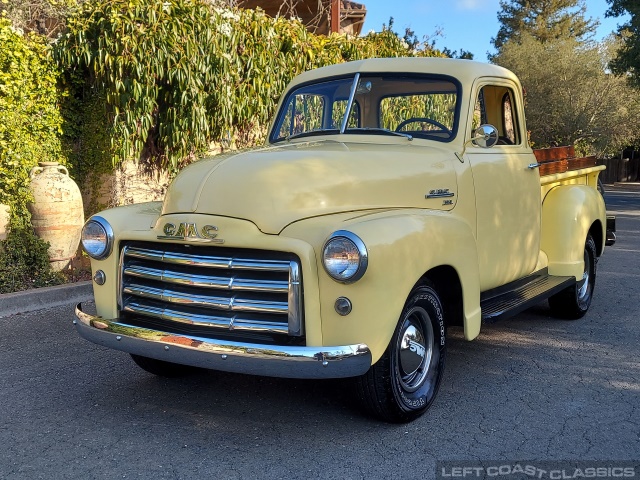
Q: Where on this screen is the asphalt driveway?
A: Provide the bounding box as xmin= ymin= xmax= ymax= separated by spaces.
xmin=0 ymin=184 xmax=638 ymax=479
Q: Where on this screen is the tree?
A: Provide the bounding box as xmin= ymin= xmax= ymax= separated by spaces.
xmin=606 ymin=0 xmax=640 ymax=87
xmin=493 ymin=33 xmax=640 ymax=155
xmin=492 ymin=0 xmax=598 ymax=53
xmin=442 ymin=47 xmax=474 ymax=60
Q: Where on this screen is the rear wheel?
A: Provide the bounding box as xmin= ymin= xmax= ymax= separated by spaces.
xmin=130 ymin=354 xmax=195 ymax=377
xmin=549 ymin=234 xmax=597 ymax=319
xmin=354 ymin=284 xmax=446 ymax=423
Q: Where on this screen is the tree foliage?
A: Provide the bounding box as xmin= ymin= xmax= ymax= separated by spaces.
xmin=494 ymin=33 xmax=640 ymax=155
xmin=606 ymin=0 xmax=640 ymax=87
xmin=492 ymin=0 xmax=597 ymax=53
xmin=442 ymin=47 xmax=474 ymax=60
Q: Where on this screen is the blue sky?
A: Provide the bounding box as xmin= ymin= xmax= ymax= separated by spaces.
xmin=361 ymin=0 xmax=629 ymax=61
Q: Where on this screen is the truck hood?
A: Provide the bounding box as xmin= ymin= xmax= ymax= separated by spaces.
xmin=161 ymin=140 xmax=458 ymax=234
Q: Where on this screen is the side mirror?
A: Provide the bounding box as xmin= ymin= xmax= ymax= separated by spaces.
xmin=455 ymin=124 xmax=500 ymax=163
xmin=472 ymin=124 xmax=499 ymax=148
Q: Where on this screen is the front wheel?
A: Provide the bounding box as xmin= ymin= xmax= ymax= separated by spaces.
xmin=354 ymin=284 xmax=446 ymax=423
xmin=548 ymin=234 xmax=597 ymax=319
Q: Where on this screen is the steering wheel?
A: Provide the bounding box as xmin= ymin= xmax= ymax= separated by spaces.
xmin=395 ymin=117 xmax=451 ymax=134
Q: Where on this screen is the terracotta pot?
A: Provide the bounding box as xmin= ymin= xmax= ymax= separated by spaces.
xmin=28 ymin=162 xmax=84 ymax=271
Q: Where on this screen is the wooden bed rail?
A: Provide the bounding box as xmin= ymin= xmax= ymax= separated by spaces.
xmin=532 ymin=146 xmax=598 ymax=176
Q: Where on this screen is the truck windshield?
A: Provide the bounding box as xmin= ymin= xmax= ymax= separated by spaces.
xmin=269 ymin=74 xmax=460 ymax=143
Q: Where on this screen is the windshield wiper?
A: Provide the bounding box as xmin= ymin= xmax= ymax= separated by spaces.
xmin=346 ymin=128 xmax=413 ymax=141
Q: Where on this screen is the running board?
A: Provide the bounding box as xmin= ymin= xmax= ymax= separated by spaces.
xmin=480 ymin=270 xmax=575 ymax=323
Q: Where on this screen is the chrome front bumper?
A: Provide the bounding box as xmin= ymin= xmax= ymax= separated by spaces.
xmin=74 ymin=303 xmax=372 ymax=379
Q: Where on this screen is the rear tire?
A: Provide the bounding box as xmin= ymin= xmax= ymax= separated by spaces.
xmin=548 ymin=234 xmax=597 ymax=319
xmin=130 ymin=354 xmax=194 ymax=377
xmin=354 ymin=283 xmax=446 ymax=423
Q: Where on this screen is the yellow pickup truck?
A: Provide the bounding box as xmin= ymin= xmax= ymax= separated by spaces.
xmin=75 ymin=58 xmax=615 ymax=423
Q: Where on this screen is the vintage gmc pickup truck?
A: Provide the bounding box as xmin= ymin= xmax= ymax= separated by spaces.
xmin=75 ymin=58 xmax=615 ymax=422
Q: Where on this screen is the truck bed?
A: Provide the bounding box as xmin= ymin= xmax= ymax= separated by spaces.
xmin=534 ymin=146 xmax=605 ymax=189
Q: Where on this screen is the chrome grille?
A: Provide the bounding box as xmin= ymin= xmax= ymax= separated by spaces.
xmin=118 ymin=243 xmax=303 ymax=337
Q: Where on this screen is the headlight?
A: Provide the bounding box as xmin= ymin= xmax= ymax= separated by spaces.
xmin=81 ymin=216 xmax=114 ymax=260
xmin=322 ymin=230 xmax=368 ymax=283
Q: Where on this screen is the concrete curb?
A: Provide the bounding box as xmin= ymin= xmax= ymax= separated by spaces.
xmin=0 ymin=281 xmax=93 ymax=318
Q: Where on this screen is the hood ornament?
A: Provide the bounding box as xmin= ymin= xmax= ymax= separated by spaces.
xmin=158 ymin=222 xmax=224 ymax=244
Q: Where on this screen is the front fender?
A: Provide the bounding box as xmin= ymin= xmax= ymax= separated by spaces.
xmin=85 ymin=202 xmax=164 ymax=318
xmin=282 ymin=210 xmax=481 ymax=364
xmin=541 ymin=185 xmax=606 ymax=279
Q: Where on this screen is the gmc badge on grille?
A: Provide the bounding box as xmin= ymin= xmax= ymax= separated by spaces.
xmin=158 ymin=222 xmax=224 ymax=244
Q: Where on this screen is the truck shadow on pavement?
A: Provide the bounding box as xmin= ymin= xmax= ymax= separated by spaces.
xmin=73 ymin=299 xmax=638 ymax=435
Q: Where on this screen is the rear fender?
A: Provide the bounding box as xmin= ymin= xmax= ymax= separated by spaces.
xmin=541 ymin=185 xmax=606 ymax=279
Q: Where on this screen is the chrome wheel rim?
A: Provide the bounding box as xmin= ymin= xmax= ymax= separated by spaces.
xmin=577 ymin=249 xmax=591 ymax=301
xmin=396 ymin=306 xmax=435 ymax=393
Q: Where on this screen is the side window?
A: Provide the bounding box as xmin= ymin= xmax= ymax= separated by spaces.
xmin=473 ymin=85 xmax=521 ymax=145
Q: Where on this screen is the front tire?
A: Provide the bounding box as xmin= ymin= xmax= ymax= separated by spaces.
xmin=130 ymin=354 xmax=195 ymax=377
xmin=354 ymin=284 xmax=446 ymax=423
xmin=549 ymin=234 xmax=597 ymax=319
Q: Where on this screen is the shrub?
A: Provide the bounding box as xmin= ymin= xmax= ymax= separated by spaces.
xmin=0 ymin=220 xmax=64 ymax=294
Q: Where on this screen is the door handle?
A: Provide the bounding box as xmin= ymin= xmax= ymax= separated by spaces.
xmin=528 ymin=163 xmax=541 ymax=169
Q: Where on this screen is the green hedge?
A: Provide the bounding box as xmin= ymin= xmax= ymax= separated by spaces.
xmin=0 ymin=19 xmax=67 ymax=219
xmin=0 ymin=19 xmax=69 ymax=292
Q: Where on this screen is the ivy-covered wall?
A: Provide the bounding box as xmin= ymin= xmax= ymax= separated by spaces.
xmin=57 ymin=0 xmax=442 ymax=174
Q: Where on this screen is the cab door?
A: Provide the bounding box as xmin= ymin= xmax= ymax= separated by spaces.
xmin=465 ymin=79 xmax=541 ymax=291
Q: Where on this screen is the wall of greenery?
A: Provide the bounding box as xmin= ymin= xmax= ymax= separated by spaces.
xmin=56 ymin=0 xmax=441 ymax=174
xmin=0 ymin=0 xmax=439 ymax=292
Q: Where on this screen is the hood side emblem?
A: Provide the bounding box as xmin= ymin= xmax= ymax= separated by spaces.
xmin=425 ymin=188 xmax=455 ymax=199
xmin=158 ymin=223 xmax=224 ymax=244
